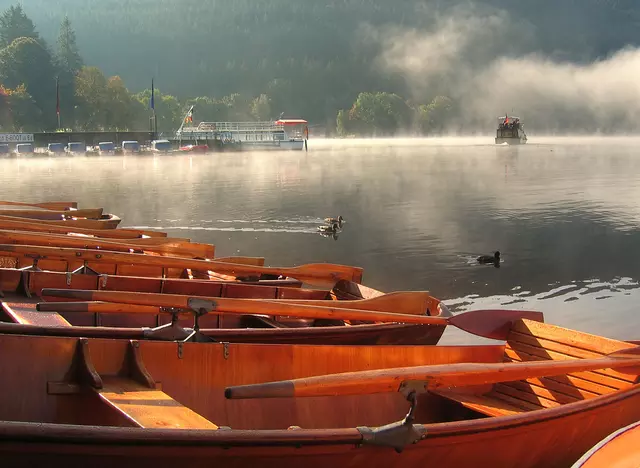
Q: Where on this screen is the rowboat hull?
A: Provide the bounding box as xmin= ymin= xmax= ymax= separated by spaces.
xmin=572 ymin=420 xmax=640 ymax=468
xmin=0 ymin=335 xmax=638 ymax=467
xmin=0 ymin=214 xmax=121 ymax=230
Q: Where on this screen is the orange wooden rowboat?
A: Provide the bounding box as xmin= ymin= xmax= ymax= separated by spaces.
xmin=0 ymin=269 xmax=448 ymax=345
xmin=0 ymin=200 xmax=78 ymax=210
xmin=0 ymin=213 xmax=122 ymax=230
xmin=572 ymin=421 xmax=640 ymax=468
xmin=0 ymin=217 xmax=167 ymax=238
xmin=0 ymin=207 xmax=103 ymax=220
xmin=1 ymin=317 xmax=640 ymax=467
xmin=0 ymin=244 xmax=363 ymax=285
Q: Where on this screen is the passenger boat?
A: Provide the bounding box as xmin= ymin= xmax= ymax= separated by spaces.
xmin=572 ymin=420 xmax=640 ymax=468
xmin=121 ymin=141 xmax=140 ymax=154
xmin=66 ymin=142 xmax=86 ymax=155
xmin=0 ymin=213 xmax=122 ymax=230
xmin=47 ymin=143 xmax=65 ymax=156
xmin=151 ymin=139 xmax=172 ymax=153
xmin=97 ymin=141 xmax=116 ymax=155
xmin=13 ymin=142 xmax=34 ymax=156
xmin=176 ymin=120 xmax=308 ymax=151
xmin=1 ymin=315 xmax=639 ymax=467
xmin=496 ymin=115 xmax=527 ymax=145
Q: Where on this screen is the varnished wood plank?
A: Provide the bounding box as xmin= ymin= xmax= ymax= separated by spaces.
xmin=504 ymin=346 xmax=629 ymax=391
xmin=97 ymin=377 xmax=218 ymax=430
xmin=506 ymin=341 xmax=636 ymax=383
xmin=489 ymin=390 xmax=546 ymax=412
xmin=512 ymin=319 xmax=637 ymax=355
xmin=433 ymin=389 xmax=530 ymax=416
xmin=493 ymin=383 xmax=562 ymax=409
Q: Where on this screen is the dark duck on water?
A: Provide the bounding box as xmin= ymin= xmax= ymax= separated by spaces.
xmin=478 ymin=251 xmax=500 ymax=265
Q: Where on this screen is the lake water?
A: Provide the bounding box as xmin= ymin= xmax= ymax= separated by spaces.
xmin=3 ymin=136 xmax=640 ymax=342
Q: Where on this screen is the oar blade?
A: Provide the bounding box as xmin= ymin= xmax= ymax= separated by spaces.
xmin=449 ymin=309 xmax=544 ymax=340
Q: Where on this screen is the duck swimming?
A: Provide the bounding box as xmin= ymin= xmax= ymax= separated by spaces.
xmin=318 ymin=222 xmax=340 ymax=233
xmin=324 ymin=215 xmax=344 ymax=226
xmin=477 ymin=251 xmax=500 ymax=264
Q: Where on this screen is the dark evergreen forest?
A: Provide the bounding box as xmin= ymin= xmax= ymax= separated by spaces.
xmin=1 ymin=0 xmax=639 ymax=134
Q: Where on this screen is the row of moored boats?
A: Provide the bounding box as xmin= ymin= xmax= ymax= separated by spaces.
xmin=0 ymin=199 xmax=635 ymax=467
xmin=0 ymin=140 xmax=208 ymax=156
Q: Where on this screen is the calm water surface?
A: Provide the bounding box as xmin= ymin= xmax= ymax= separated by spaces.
xmin=2 ymin=136 xmax=640 ymax=342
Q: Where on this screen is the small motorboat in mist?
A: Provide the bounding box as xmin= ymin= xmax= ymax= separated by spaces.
xmin=496 ymin=115 xmax=527 ymax=145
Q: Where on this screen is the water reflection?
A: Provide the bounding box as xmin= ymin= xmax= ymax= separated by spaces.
xmin=2 ymin=137 xmax=640 ymax=339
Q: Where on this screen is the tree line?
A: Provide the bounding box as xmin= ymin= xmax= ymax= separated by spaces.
xmin=2 ymin=1 xmax=639 ymax=135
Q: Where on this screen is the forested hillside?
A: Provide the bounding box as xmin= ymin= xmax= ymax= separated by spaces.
xmin=1 ymin=0 xmax=640 ymax=134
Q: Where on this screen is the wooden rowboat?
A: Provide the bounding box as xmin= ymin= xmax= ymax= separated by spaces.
xmin=1 ymin=316 xmax=640 ymax=467
xmin=0 ymin=273 xmax=449 ymax=345
xmin=0 ymin=207 xmax=103 ymax=220
xmin=0 ymin=217 xmax=167 ymax=238
xmin=0 ymin=213 xmax=122 ymax=230
xmin=572 ymin=420 xmax=640 ymax=468
xmin=0 ymin=200 xmax=78 ymax=210
xmin=0 ymin=244 xmax=363 ymax=286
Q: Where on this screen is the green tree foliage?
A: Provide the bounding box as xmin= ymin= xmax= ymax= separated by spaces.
xmin=0 ymin=36 xmax=56 ymax=128
xmin=74 ymin=65 xmax=108 ymax=130
xmin=251 ymin=94 xmax=272 ymax=120
xmin=56 ymin=16 xmax=82 ymax=73
xmin=55 ymin=16 xmax=83 ymax=128
xmin=347 ymin=92 xmax=412 ymax=135
xmin=1 ymin=84 xmax=41 ymax=131
xmin=0 ymin=4 xmax=38 ymax=47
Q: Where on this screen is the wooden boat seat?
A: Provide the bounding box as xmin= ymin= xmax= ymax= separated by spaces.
xmin=435 ymin=318 xmax=639 ymax=417
xmin=1 ymin=302 xmax=72 ymax=327
xmin=97 ymin=377 xmax=218 ymax=429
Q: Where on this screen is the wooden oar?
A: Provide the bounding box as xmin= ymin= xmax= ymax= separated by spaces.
xmin=37 ymin=301 xmax=161 ymax=315
xmin=0 ymin=229 xmax=215 ymax=259
xmin=0 ymin=201 xmax=77 ymax=210
xmin=0 ymin=208 xmax=103 ymax=220
xmin=37 ymin=291 xmax=433 ymax=316
xmin=0 ymin=217 xmax=169 ymax=239
xmin=2 ymin=245 xmax=363 ymax=284
xmin=39 ymin=289 xmax=542 ymax=338
xmin=224 ymin=347 xmax=640 ymax=399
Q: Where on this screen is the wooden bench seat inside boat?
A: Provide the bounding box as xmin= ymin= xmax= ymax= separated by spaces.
xmin=434 ymin=319 xmax=639 ymax=416
xmin=97 ymin=377 xmax=218 ymax=429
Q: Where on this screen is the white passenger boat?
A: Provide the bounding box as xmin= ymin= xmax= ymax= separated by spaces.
xmin=175 ymin=107 xmax=308 ymax=151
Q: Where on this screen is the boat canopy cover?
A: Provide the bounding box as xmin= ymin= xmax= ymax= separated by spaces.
xmin=122 ymin=141 xmax=140 ymax=149
xmin=275 ymin=119 xmax=308 ymax=125
xmin=98 ymin=142 xmax=115 ymax=151
xmin=48 ymin=143 xmax=65 ymax=152
xmin=16 ymin=143 xmax=33 ymax=152
xmin=67 ymin=142 xmax=85 ymax=151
